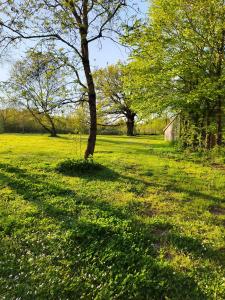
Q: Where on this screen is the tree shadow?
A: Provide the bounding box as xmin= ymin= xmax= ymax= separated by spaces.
xmin=57 ymin=163 xmax=120 ymax=181
xmin=170 ymin=185 xmax=224 ymax=203
xmin=55 ymin=135 xmax=78 ymax=140
xmin=96 ymin=136 xmax=169 ymax=149
xmin=0 ymin=163 xmax=213 ymax=299
xmin=55 ymin=161 xmax=152 ymax=198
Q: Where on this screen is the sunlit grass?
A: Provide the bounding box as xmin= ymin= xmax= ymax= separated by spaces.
xmin=0 ymin=134 xmax=224 ymax=299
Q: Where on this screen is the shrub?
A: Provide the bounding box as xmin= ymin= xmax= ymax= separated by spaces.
xmin=56 ymin=158 xmax=103 ymax=175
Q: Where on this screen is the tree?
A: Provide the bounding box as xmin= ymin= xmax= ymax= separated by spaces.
xmin=4 ymin=49 xmax=76 ymax=137
xmin=0 ymin=0 xmax=128 ymax=158
xmin=124 ymin=0 xmax=225 ymax=149
xmin=94 ymin=64 xmax=137 ymax=136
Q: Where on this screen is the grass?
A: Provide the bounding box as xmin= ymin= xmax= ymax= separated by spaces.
xmin=0 ymin=133 xmax=225 ymax=299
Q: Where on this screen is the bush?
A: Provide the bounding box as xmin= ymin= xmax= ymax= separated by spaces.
xmin=56 ymin=158 xmax=103 ymax=175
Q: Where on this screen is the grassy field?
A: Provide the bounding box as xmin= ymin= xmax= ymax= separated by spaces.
xmin=0 ymin=134 xmax=225 ymax=299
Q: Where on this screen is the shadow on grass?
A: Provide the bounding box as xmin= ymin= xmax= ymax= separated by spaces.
xmin=96 ymin=136 xmax=224 ymax=168
xmin=54 ymin=159 xmax=152 ymax=198
xmin=96 ymin=136 xmax=170 ymax=149
xmin=162 ymin=181 xmax=224 ymax=203
xmin=0 ymin=163 xmax=223 ymax=299
xmin=57 ymin=163 xmax=119 ymax=181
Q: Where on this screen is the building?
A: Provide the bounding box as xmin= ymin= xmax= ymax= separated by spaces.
xmin=163 ymin=115 xmax=180 ymax=142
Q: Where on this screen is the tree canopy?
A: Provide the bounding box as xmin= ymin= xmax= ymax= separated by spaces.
xmin=3 ymin=49 xmax=76 ymax=136
xmin=94 ymin=63 xmax=137 ymax=136
xmin=124 ymin=0 xmax=225 ymax=149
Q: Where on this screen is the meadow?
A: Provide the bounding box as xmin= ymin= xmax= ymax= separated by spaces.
xmin=0 ymin=134 xmax=225 ymax=299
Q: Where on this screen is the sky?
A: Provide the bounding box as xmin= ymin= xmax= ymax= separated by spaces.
xmin=0 ymin=1 xmax=149 ymax=81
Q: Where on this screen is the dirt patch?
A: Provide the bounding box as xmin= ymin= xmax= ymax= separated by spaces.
xmin=124 ymin=164 xmax=139 ymax=171
xmin=140 ymin=208 xmax=157 ymax=217
xmin=209 ymin=205 xmax=225 ymax=215
xmin=211 ymin=163 xmax=225 ymax=171
xmin=164 ymin=251 xmax=174 ymax=261
xmin=218 ymin=247 xmax=225 ymax=253
xmin=139 ymin=201 xmax=157 ymax=217
xmin=152 ymin=228 xmax=168 ymax=236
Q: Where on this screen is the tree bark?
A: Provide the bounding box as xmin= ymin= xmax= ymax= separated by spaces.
xmin=46 ymin=114 xmax=58 ymax=137
xmin=80 ymin=17 xmax=97 ymax=159
xmin=215 ymin=30 xmax=224 ymax=146
xmin=84 ymin=90 xmax=97 ymax=159
xmin=126 ymin=113 xmax=135 ymax=136
xmin=27 ymin=108 xmax=56 ymax=136
xmin=49 ymin=125 xmax=57 ymax=137
xmin=205 ymin=108 xmax=211 ymax=150
xmin=216 ymin=97 xmax=223 ymax=146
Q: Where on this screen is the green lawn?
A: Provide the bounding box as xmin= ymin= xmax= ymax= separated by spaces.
xmin=0 ymin=134 xmax=225 ymax=299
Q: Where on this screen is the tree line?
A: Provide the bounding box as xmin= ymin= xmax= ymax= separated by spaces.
xmin=0 ymin=105 xmax=167 ymax=136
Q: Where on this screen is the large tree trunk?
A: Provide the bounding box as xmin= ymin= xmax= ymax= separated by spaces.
xmin=215 ymin=30 xmax=224 ymax=146
xmin=204 ymin=106 xmax=217 ymax=150
xmin=49 ymin=127 xmax=57 ymax=137
xmin=190 ymin=110 xmax=199 ymax=150
xmin=81 ymin=27 xmax=97 ymax=159
xmin=46 ymin=114 xmax=57 ymax=137
xmin=84 ymin=91 xmax=97 ymax=159
xmin=28 ymin=108 xmax=56 ymax=137
xmin=216 ymin=97 xmax=223 ymax=146
xmin=126 ymin=113 xmax=135 ymax=136
xmin=205 ymin=108 xmax=211 ymax=150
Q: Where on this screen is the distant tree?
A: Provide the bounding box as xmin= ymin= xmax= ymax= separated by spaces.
xmin=94 ymin=64 xmax=137 ymax=136
xmin=4 ymin=49 xmax=76 ymax=137
xmin=0 ymin=0 xmax=128 ymax=158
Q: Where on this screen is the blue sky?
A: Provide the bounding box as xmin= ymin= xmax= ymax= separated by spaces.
xmin=0 ymin=1 xmax=149 ymax=81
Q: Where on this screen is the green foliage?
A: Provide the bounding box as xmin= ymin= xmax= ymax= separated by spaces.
xmin=0 ymin=107 xmax=136 ymax=135
xmin=2 ymin=48 xmax=76 ymax=137
xmin=136 ymin=117 xmax=168 ymax=135
xmin=124 ymin=0 xmax=225 ymax=148
xmin=56 ymin=158 xmax=103 ymax=175
xmin=94 ymin=63 xmax=137 ymax=136
xmin=0 ymin=108 xmax=80 ymax=134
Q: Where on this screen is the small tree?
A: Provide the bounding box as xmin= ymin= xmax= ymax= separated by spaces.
xmin=0 ymin=0 xmax=128 ymax=157
xmin=4 ymin=49 xmax=76 ymax=137
xmin=95 ymin=64 xmax=137 ymax=136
